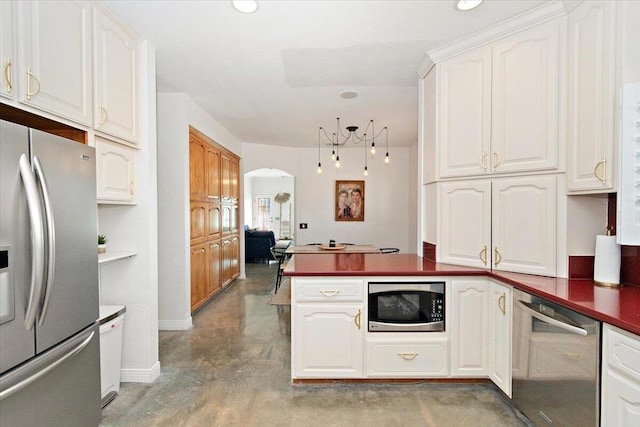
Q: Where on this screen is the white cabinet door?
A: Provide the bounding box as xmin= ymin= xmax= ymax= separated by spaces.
xmin=19 ymin=0 xmax=91 ymax=125
xmin=617 ymin=82 xmax=640 ymax=245
xmin=491 ymin=21 xmax=559 ymax=174
xmin=438 ymin=181 xmax=491 ymax=269
xmin=93 ymin=5 xmax=139 ymax=144
xmin=451 ymin=280 xmax=490 ymax=377
xmin=566 ymin=0 xmax=617 ymax=193
xmin=96 ymin=137 xmax=136 ymax=204
xmin=492 ymin=175 xmax=557 ymax=276
xmin=489 ymin=281 xmax=512 ymax=397
xmin=437 ymin=46 xmax=492 ymax=178
xmin=602 ymin=324 xmax=640 ymax=427
xmin=293 ymin=304 xmax=363 ymax=378
xmin=0 ymin=0 xmax=15 ymax=100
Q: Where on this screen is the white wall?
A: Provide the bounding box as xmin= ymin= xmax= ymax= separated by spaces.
xmin=242 ymin=143 xmax=416 ymax=253
xmin=99 ymin=42 xmax=160 ymax=382
xmin=247 ymin=176 xmax=295 ymax=239
xmin=156 ymin=92 xmax=244 ymax=330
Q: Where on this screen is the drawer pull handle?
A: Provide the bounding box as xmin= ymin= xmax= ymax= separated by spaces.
xmin=398 ymin=352 xmax=418 ymax=360
xmin=98 ymin=105 xmax=109 ymax=127
xmin=493 ymin=151 xmax=501 ymax=170
xmin=494 ymin=247 xmax=502 ymax=267
xmin=479 ymin=245 xmax=487 ymax=265
xmin=26 ymin=68 xmax=40 ymax=100
xmin=479 ymin=152 xmax=488 ymax=171
xmin=354 ymin=309 xmax=361 ymax=330
xmin=498 ymin=293 xmax=506 ymax=315
xmin=594 ymin=158 xmax=606 ymax=184
xmin=320 ymin=290 xmax=339 ymax=297
xmin=3 ymin=58 xmax=12 ymax=92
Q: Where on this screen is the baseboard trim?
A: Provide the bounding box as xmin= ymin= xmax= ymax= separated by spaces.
xmin=158 ymin=317 xmax=193 ymax=330
xmin=121 ymin=361 xmax=161 ymax=383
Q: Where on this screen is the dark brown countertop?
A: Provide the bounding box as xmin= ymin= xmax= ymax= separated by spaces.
xmin=283 ymin=253 xmax=640 ymax=336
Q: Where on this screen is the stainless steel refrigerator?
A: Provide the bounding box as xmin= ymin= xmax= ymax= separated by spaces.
xmin=0 ymin=119 xmax=101 ymax=425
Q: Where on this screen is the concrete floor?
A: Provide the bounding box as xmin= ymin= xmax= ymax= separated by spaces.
xmin=100 ymin=263 xmax=529 ymax=427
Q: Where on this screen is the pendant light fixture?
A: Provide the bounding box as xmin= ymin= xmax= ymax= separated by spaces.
xmin=316 ymin=118 xmax=390 ymax=175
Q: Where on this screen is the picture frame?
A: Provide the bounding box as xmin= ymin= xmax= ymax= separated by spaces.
xmin=335 ymin=180 xmax=365 ymax=221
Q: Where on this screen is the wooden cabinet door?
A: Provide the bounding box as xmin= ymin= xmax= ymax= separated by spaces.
xmin=293 ymin=304 xmax=363 ymax=378
xmin=438 ymin=180 xmax=491 ymax=269
xmin=189 ymin=137 xmax=206 ymax=200
xmin=450 ymin=280 xmax=490 ymax=377
xmin=207 ymin=203 xmax=221 ymax=239
xmin=437 ymin=46 xmax=492 ymax=178
xmin=190 ymin=244 xmax=208 ymax=311
xmin=566 ymin=0 xmax=616 ymax=193
xmin=489 ymin=281 xmax=512 ymax=397
xmin=190 ymin=202 xmax=206 ymax=243
xmin=491 ymin=20 xmax=559 ymax=174
xmin=221 ymin=154 xmax=231 ymax=200
xmin=206 ymin=146 xmax=220 ymax=200
xmin=492 ymin=175 xmax=556 ymax=276
xmin=230 ymin=158 xmax=239 ymax=201
xmin=0 ymin=1 xmax=15 ymax=100
xmin=95 ymin=136 xmax=136 ymax=204
xmin=19 ymin=0 xmax=91 ymax=125
xmin=230 ymin=235 xmax=239 ymax=278
xmin=93 ymin=5 xmax=139 ymax=144
xmin=221 ymin=238 xmax=232 ymax=285
xmin=207 ymin=241 xmax=221 ymax=297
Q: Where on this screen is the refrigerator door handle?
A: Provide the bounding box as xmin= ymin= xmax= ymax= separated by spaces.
xmin=18 ymin=154 xmax=45 ymax=331
xmin=0 ymin=329 xmax=95 ymax=401
xmin=32 ymin=156 xmax=55 ymax=325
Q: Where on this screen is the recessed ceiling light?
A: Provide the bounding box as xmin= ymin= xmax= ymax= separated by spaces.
xmin=456 ymin=0 xmax=483 ymax=11
xmin=232 ymin=0 xmax=258 ymax=14
xmin=340 ymin=90 xmax=359 ymax=99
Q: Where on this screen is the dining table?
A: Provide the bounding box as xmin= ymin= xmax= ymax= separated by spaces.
xmin=285 ymin=244 xmax=380 ymax=254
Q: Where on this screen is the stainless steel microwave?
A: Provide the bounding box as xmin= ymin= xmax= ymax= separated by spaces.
xmin=368 ymin=282 xmax=445 ymax=332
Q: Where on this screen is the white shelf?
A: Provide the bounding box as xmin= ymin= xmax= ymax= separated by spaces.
xmin=98 ymin=251 xmax=137 ymax=264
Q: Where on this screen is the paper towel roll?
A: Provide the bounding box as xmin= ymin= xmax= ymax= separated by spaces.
xmin=594 ymin=235 xmax=621 ymax=286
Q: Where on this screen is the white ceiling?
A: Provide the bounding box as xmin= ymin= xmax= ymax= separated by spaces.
xmin=104 ymin=0 xmax=553 ymax=149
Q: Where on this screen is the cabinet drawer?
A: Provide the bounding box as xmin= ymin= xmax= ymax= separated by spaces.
xmin=605 ymin=325 xmax=640 ymax=382
xmin=366 ymin=340 xmax=449 ymax=377
xmin=294 ymin=279 xmax=363 ymax=302
xmin=528 ymin=334 xmax=598 ymax=380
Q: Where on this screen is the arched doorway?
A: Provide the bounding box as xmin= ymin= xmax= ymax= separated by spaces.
xmin=244 ymin=168 xmax=295 ymax=240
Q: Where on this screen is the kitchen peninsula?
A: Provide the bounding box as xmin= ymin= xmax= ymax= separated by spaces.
xmin=284 ymin=253 xmax=640 ymax=425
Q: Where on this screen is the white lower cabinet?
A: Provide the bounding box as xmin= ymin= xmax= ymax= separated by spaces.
xmin=602 ymin=324 xmax=640 ymax=427
xmin=489 ymin=281 xmax=512 ymax=397
xmin=291 ymin=278 xmax=364 ymax=379
xmin=366 ymin=338 xmax=449 ymax=378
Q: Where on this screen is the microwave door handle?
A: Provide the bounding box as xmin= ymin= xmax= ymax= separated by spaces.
xmin=518 ymin=300 xmax=588 ymax=336
xmin=18 ymin=155 xmax=45 ymax=331
xmin=32 ymin=156 xmax=55 ymax=326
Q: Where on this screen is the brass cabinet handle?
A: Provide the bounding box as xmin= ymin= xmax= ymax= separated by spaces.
xmin=26 ymin=68 xmax=40 ymax=100
xmin=479 ymin=152 xmax=488 ymax=171
xmin=493 ymin=151 xmax=501 ymax=171
xmin=494 ymin=247 xmax=502 ymax=267
xmin=594 ymin=157 xmax=606 ymax=184
xmin=479 ymin=245 xmax=487 ymax=266
xmin=320 ymin=290 xmax=339 ymax=297
xmin=498 ymin=293 xmax=506 ymax=315
xmin=3 ymin=58 xmax=12 ymax=92
xmin=98 ymin=105 xmax=109 ymax=127
xmin=354 ymin=309 xmax=361 ymax=330
xmin=397 ymin=352 xmax=418 ymax=360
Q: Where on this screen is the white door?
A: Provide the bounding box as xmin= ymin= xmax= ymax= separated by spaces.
xmin=492 ymin=175 xmax=557 ymax=276
xmin=253 ymin=194 xmax=274 ymax=231
xmin=490 ymin=281 xmax=512 ymax=397
xmin=491 ymin=20 xmax=560 ymax=174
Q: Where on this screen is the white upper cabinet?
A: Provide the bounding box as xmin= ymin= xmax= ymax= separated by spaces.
xmin=491 ymin=21 xmax=560 ymax=174
xmin=18 ymin=0 xmax=92 ymax=125
xmin=95 ymin=136 xmax=136 ymax=204
xmin=438 ymin=175 xmax=557 ymax=276
xmin=437 ymin=46 xmax=492 ymax=178
xmin=436 ymin=20 xmax=560 ymax=179
xmin=93 ymin=5 xmax=139 ymax=144
xmin=0 ymin=1 xmax=15 ymax=100
xmin=566 ymin=0 xmax=617 ymax=193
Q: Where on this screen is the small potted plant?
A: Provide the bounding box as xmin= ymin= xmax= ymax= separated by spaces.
xmin=98 ymin=234 xmax=108 ymax=254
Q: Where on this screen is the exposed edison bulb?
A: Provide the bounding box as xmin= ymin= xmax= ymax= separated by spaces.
xmin=364 ymin=166 xmax=369 ymax=176
xmin=385 ymin=153 xmax=390 ymax=164
xmin=370 ymin=143 xmax=376 ymax=155
xmin=335 ymin=156 xmax=340 ymax=168
xmin=317 ymin=162 xmax=322 ymax=174
xmin=331 ymin=150 xmax=336 ymax=161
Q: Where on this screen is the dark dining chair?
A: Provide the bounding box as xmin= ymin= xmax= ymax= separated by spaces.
xmin=270 ymin=246 xmax=289 ymax=293
xmin=379 ymin=248 xmax=399 ymax=254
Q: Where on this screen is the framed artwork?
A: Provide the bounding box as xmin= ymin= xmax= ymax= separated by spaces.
xmin=335 ymin=180 xmax=365 ymax=221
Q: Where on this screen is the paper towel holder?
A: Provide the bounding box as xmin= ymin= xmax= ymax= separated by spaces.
xmin=594 ymin=226 xmax=623 ymax=288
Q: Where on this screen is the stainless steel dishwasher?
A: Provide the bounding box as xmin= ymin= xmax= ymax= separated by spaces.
xmin=512 ymin=289 xmax=601 ymax=426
